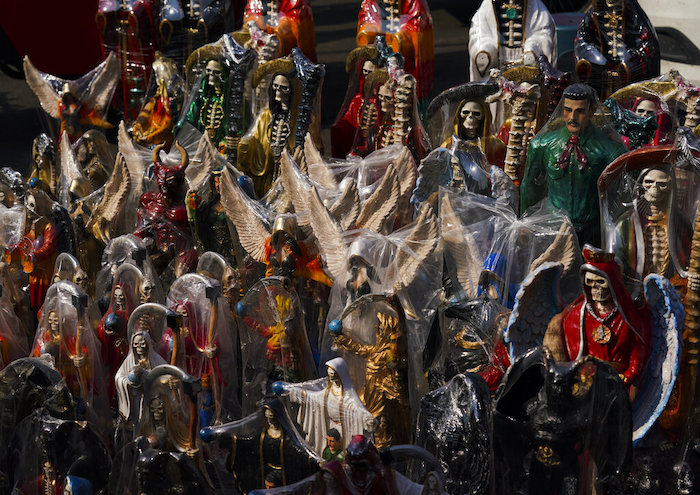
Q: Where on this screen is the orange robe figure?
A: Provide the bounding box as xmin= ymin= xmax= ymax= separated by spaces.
xmin=244 ymin=0 xmax=317 ymax=61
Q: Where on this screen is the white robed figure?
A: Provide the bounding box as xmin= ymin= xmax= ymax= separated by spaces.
xmin=273 ymin=357 xmax=376 ymax=455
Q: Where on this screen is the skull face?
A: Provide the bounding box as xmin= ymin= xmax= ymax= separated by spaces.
xmin=264 ymin=407 xmax=279 ymax=428
xmin=114 ymin=286 xmax=126 ymax=310
xmin=133 ymin=333 xmax=148 ymax=359
xmin=361 ymin=60 xmax=376 ymax=78
xmin=73 ymin=269 xmax=88 ymax=291
xmin=635 ymin=99 xmax=657 ymax=118
xmin=641 ymin=168 xmax=671 ymax=207
xmin=25 ymin=193 xmax=38 ymax=221
xmin=140 ymin=278 xmax=155 ymax=303
xmin=271 ymin=74 xmax=291 ymax=106
xmin=205 ymin=60 xmax=224 ymax=88
xmin=151 ymin=397 xmax=165 ymax=423
xmin=48 ymin=310 xmax=59 ymax=335
xmin=460 ymin=101 xmax=484 ymax=139
xmin=584 ymin=271 xmax=611 ymax=303
xmin=378 ymin=82 xmax=394 ymax=115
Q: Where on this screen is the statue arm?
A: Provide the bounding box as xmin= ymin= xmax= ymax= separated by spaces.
xmin=335 ymin=334 xmax=374 ymax=357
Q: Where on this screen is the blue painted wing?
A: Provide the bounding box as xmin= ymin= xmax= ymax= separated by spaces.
xmin=632 ymin=274 xmax=684 ymax=445
xmin=504 ymin=262 xmax=564 ymax=362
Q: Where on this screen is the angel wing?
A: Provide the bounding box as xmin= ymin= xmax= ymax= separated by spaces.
xmin=392 ymin=146 xmax=417 ymax=203
xmin=489 ymin=166 xmax=519 ymax=211
xmin=632 ymin=274 xmax=683 ymax=444
xmin=23 ymin=56 xmax=61 ymax=119
xmin=329 ymin=179 xmax=360 ymax=231
xmin=393 ymin=202 xmax=439 ymax=290
xmin=279 ymin=150 xmax=313 ymax=226
xmin=306 ymin=183 xmax=348 ymax=281
xmin=82 ymin=52 xmax=119 ymax=113
xmin=440 ymin=193 xmax=484 ymax=299
xmin=411 ymin=149 xmax=452 ymax=208
xmin=305 ymin=133 xmax=337 ymax=189
xmin=87 ymin=151 xmax=132 ymax=244
xmin=355 ymin=164 xmax=400 ymax=232
xmin=528 ymin=222 xmax=578 ymax=275
xmin=187 ymin=133 xmax=219 ymax=190
xmin=504 ymin=262 xmax=564 ymax=361
xmin=58 ymin=131 xmax=87 ymax=208
xmin=218 ymin=171 xmax=271 ymax=262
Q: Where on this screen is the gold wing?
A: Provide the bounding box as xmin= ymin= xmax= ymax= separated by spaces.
xmin=355 ymin=163 xmax=400 ymax=232
xmin=305 ymin=133 xmax=337 ymax=189
xmin=440 ymin=193 xmax=483 ymax=298
xmin=394 ymin=202 xmax=439 ymax=290
xmin=219 ymin=171 xmax=270 ymax=263
xmin=88 ymin=151 xmax=131 ymax=245
xmin=307 ymin=184 xmax=348 ymax=282
xmin=23 ymin=56 xmax=61 ymax=119
xmin=329 ymin=179 xmax=360 ymax=231
xmin=528 ymin=222 xmax=578 ymax=275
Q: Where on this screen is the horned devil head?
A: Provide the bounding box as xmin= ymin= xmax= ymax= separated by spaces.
xmin=152 ymin=142 xmax=189 ymax=198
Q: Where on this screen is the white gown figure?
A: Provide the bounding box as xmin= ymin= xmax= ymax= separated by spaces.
xmin=281 ymin=357 xmax=375 ymax=454
xmin=115 ymin=330 xmax=167 ymax=427
xmin=468 ymin=0 xmax=556 ymax=82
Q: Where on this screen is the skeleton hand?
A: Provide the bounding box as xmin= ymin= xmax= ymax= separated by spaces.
xmin=204 ymin=345 xmax=218 ymax=359
xmin=523 ymin=51 xmax=537 ymax=66
xmin=689 ymin=273 xmax=700 ymax=293
xmin=72 ymin=354 xmax=86 ymax=368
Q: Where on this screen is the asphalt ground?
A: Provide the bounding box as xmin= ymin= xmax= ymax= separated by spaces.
xmin=0 ymin=0 xmax=481 ymax=176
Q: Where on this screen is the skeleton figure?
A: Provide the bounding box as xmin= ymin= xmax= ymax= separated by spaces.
xmin=28 ymin=134 xmax=58 ymax=197
xmin=244 ymin=0 xmax=316 ymax=61
xmin=75 ymin=130 xmax=113 ymax=190
xmin=185 ymin=59 xmax=229 ymax=150
xmin=468 ymin=0 xmax=555 ymax=82
xmin=237 ymin=71 xmax=296 ymax=197
xmin=574 ymin=0 xmax=660 ymax=99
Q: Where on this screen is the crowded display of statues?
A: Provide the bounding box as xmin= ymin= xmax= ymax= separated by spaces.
xmin=3 ymin=0 xmax=700 ymax=493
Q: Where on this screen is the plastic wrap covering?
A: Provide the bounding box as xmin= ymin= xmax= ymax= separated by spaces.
xmin=356 ymin=0 xmax=434 ymax=102
xmin=158 ymin=0 xmax=227 ymax=68
xmin=520 ymin=83 xmax=627 ymax=247
xmin=96 ymin=0 xmax=157 ymax=122
xmin=0 ymin=203 xmax=25 ymax=249
xmin=425 ymin=83 xmax=504 ymax=168
xmin=131 ymin=53 xmax=185 ymax=148
xmin=23 ymin=53 xmax=119 ymax=142
xmin=199 ymin=399 xmax=321 ymax=493
xmin=8 ymin=411 xmax=110 ymax=494
xmin=94 ymin=234 xmax=163 ymax=313
xmin=166 ymin=273 xmax=240 ymax=421
xmin=274 ymin=356 xmax=376 ymax=456
xmin=244 ymin=0 xmax=316 ymax=61
xmin=331 ymin=45 xmax=379 ymax=158
xmin=468 ymin=0 xmax=555 ymax=83
xmin=493 ymin=348 xmax=631 ymax=495
xmin=430 ymin=297 xmax=510 ymax=392
xmin=599 ymin=145 xmax=698 ymax=296
xmin=115 ymin=303 xmax=171 ymax=444
xmin=180 ymin=34 xmax=257 ymax=162
xmin=30 ymin=281 xmax=108 ymax=427
xmin=574 ymin=0 xmax=660 ymax=99
xmin=73 ymin=128 xmax=115 ymax=191
xmin=237 ymin=50 xmax=325 ymax=198
xmin=237 ymin=276 xmax=316 ymax=415
xmin=57 ymin=131 xmax=94 ymax=211
xmin=52 ymin=253 xmax=88 ymax=292
xmin=0 ymin=358 xmax=73 ymax=491
xmin=0 ymin=282 xmax=29 ymax=371
xmin=413 ymin=373 xmax=493 ymax=495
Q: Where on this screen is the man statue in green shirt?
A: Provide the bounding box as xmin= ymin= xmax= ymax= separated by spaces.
xmin=322 ymin=428 xmax=345 ymax=462
xmin=520 ymin=83 xmax=627 ymax=247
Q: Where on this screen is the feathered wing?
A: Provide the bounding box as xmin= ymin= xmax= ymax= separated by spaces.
xmin=440 ymin=193 xmax=484 ymax=299
xmin=355 ymin=164 xmax=400 ymax=232
xmin=218 ymin=171 xmax=270 ymax=263
xmin=305 ymin=133 xmax=337 ymax=189
xmin=329 ymin=179 xmax=360 ymax=230
xmin=392 ymin=146 xmax=417 ymax=203
xmin=529 ymin=222 xmax=578 ymax=275
xmin=279 ymin=150 xmax=313 ymax=226
xmin=504 ymin=262 xmax=564 ymax=361
xmin=58 ymin=131 xmax=85 ymax=208
xmin=87 ymin=151 xmax=132 ymax=244
xmin=82 ymin=52 xmax=119 ymax=114
xmin=632 ymin=274 xmax=683 ymax=444
xmin=489 ymin=165 xmax=519 ymax=212
xmin=306 ymin=185 xmax=348 ymax=281
xmin=187 ymin=133 xmax=218 ymax=190
xmin=118 ymin=122 xmax=147 ymax=200
xmin=23 ymin=56 xmax=62 ymax=119
xmin=394 ymin=202 xmax=439 ymax=290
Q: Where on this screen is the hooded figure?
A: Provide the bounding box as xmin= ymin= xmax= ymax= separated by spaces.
xmin=441 ymin=98 xmax=505 ymax=168
xmin=277 ymin=357 xmax=376 ymax=455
